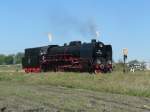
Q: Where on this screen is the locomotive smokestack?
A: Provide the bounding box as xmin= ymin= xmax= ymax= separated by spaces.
xmin=91 ymin=39 xmax=96 ymax=44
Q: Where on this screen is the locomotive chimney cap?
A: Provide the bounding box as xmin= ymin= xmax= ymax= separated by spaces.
xmin=91 ymin=39 xmax=96 ymax=43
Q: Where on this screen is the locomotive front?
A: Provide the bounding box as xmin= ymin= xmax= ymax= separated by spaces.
xmin=92 ymin=39 xmax=112 ymax=73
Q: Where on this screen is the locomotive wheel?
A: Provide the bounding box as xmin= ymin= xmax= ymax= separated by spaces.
xmin=54 ymin=66 xmax=58 ymax=72
xmin=58 ymin=67 xmax=64 ymax=72
xmin=88 ymin=67 xmax=93 ymax=74
xmin=94 ymin=70 xmax=101 ymax=74
xmin=25 ymin=69 xmax=29 ymax=73
xmin=40 ymin=65 xmax=47 ymax=72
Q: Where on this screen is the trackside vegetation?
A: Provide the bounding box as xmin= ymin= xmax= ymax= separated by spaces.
xmin=0 ymin=71 xmax=150 ymax=97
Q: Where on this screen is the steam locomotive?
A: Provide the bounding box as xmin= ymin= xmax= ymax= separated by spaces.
xmin=22 ymin=39 xmax=112 ymax=73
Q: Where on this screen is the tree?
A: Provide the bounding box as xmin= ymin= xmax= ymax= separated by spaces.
xmin=0 ymin=54 xmax=5 ymax=65
xmin=0 ymin=53 xmax=24 ymax=65
xmin=5 ymin=55 xmax=14 ymax=65
xmin=128 ymin=60 xmax=139 ymax=64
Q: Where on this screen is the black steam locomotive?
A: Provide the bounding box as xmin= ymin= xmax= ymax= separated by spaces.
xmin=22 ymin=39 xmax=112 ymax=73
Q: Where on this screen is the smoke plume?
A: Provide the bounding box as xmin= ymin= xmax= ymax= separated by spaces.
xmin=47 ymin=32 xmax=52 ymax=42
xmin=49 ymin=12 xmax=100 ymax=40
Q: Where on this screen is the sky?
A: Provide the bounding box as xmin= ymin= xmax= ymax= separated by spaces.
xmin=0 ymin=0 xmax=150 ymax=61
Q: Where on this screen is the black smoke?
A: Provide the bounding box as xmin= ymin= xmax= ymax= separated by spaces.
xmin=49 ymin=11 xmax=100 ymax=40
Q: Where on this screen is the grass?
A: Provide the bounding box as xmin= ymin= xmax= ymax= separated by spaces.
xmin=0 ymin=65 xmax=150 ymax=112
xmin=0 ymin=69 xmax=150 ymax=97
xmin=0 ymin=64 xmax=22 ymax=72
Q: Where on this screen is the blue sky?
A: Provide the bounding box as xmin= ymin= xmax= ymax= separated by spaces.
xmin=0 ymin=0 xmax=150 ymax=61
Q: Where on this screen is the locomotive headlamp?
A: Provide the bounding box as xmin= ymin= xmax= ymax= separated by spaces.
xmin=99 ymin=44 xmax=103 ymax=47
xmin=40 ymin=52 xmax=44 ymax=55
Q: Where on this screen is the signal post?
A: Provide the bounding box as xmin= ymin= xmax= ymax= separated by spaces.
xmin=123 ymin=48 xmax=128 ymax=73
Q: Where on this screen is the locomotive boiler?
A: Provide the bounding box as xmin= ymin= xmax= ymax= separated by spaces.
xmin=22 ymin=39 xmax=112 ymax=73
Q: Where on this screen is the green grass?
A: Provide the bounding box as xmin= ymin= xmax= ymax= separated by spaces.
xmin=0 ymin=70 xmax=150 ymax=97
xmin=0 ymin=64 xmax=22 ymax=72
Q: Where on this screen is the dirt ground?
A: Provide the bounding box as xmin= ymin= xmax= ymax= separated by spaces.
xmin=0 ymin=82 xmax=150 ymax=112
